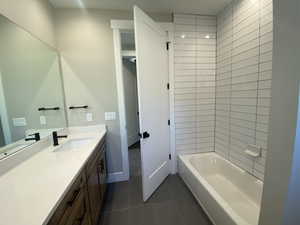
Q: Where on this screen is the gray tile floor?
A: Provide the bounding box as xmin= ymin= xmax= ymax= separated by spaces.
xmin=99 ymin=143 xmax=212 ymax=225
xmin=128 ymin=142 xmax=142 ymax=177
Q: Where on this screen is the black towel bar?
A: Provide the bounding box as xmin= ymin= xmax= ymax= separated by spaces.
xmin=38 ymin=107 xmax=60 ymax=111
xmin=69 ymin=105 xmax=89 ymax=110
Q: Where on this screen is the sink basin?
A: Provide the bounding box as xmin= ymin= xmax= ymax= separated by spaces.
xmin=54 ymin=138 xmax=93 ymax=152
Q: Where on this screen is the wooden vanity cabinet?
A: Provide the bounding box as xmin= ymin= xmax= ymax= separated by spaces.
xmin=47 ymin=138 xmax=107 ymax=225
xmin=86 ymin=139 xmax=108 ymax=224
xmin=86 ymin=150 xmax=102 ymax=225
xmin=47 ymin=172 xmax=90 ymax=225
xmin=65 ymin=189 xmax=91 ymax=225
xmin=98 ymin=145 xmax=107 ymax=203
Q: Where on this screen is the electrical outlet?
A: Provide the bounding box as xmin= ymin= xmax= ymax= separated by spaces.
xmin=13 ymin=118 xmax=27 ymax=127
xmin=86 ymin=113 xmax=93 ymax=122
xmin=105 ymin=112 xmax=116 ymax=121
xmin=40 ymin=116 xmax=47 ymax=125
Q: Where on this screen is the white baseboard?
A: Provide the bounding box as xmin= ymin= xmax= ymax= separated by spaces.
xmin=107 ymin=171 xmax=129 ymax=183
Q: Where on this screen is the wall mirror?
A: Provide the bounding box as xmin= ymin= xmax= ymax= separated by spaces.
xmin=0 ymin=15 xmax=67 ymax=160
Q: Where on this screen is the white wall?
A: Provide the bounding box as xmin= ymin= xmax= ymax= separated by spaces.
xmin=215 ymin=0 xmax=273 ymax=180
xmin=0 ymin=0 xmax=56 ymax=48
xmin=54 ymin=9 xmax=132 ymax=173
xmin=122 ymin=59 xmax=139 ymax=147
xmin=173 ymin=14 xmax=217 ymax=155
xmin=259 ymin=0 xmax=300 ymax=224
xmin=54 ymin=8 xmax=172 ymax=174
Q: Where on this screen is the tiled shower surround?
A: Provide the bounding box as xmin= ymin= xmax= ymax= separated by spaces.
xmin=174 ymin=15 xmax=217 ymax=156
xmin=174 ymin=0 xmax=273 ymax=180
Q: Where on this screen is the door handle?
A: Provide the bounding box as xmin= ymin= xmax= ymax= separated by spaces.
xmin=142 ymin=131 xmax=150 ymax=139
xmin=138 ymin=132 xmax=150 ymax=139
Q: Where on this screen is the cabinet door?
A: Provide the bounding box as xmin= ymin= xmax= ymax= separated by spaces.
xmin=86 ymin=159 xmax=102 ymax=225
xmin=98 ymin=148 xmax=107 ymax=200
xmin=80 ymin=213 xmax=92 ymax=225
xmin=66 ymin=190 xmax=91 ymax=225
xmin=47 ymin=173 xmax=86 ymax=225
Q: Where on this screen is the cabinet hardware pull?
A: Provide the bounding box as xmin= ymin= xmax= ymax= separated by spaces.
xmin=67 ymin=189 xmax=80 ymax=206
xmin=97 ymin=165 xmax=102 ymax=174
xmin=76 ymin=215 xmax=85 ymax=225
xmin=75 ymin=201 xmax=87 ymax=225
xmin=100 ymin=161 xmax=104 ymax=172
xmin=98 ymin=161 xmax=104 ymax=173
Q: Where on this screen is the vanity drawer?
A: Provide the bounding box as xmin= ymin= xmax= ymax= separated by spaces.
xmin=47 ymin=172 xmax=86 ymax=225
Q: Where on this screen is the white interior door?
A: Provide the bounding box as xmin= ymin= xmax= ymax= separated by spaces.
xmin=134 ymin=6 xmax=170 ymax=201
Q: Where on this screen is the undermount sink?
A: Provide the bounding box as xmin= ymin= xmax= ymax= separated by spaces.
xmin=54 ymin=138 xmax=93 ymax=152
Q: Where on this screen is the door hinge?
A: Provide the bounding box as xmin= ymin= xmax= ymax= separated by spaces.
xmin=167 ymin=83 xmax=170 ymax=90
xmin=168 ymin=120 xmax=170 ymax=126
xmin=169 ymin=154 xmax=172 ymax=160
xmin=166 ymin=41 xmax=171 ymax=50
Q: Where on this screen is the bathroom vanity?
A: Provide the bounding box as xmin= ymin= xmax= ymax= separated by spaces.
xmin=47 ymin=135 xmax=107 ymax=225
xmin=0 ymin=11 xmax=109 ymax=225
xmin=0 ymin=126 xmax=107 ymax=225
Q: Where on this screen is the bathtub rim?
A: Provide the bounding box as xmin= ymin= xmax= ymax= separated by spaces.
xmin=178 ymin=152 xmax=262 ymax=225
xmin=178 ymin=164 xmax=218 ymax=225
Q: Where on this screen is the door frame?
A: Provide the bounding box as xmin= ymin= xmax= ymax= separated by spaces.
xmin=110 ymin=19 xmax=176 ymax=183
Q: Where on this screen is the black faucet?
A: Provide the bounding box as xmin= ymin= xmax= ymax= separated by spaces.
xmin=52 ymin=131 xmax=68 ymax=146
xmin=25 ymin=133 xmax=40 ymax=142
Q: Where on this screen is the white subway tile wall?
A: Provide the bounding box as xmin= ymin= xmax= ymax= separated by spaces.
xmin=174 ymin=14 xmax=217 ymax=155
xmin=173 ymin=0 xmax=272 ymax=180
xmin=216 ymin=0 xmax=273 ymax=180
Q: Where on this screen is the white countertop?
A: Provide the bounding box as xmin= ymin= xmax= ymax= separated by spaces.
xmin=0 ymin=125 xmax=107 ymax=225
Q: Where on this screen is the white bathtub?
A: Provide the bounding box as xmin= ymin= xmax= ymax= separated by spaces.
xmin=178 ymin=152 xmax=263 ymax=225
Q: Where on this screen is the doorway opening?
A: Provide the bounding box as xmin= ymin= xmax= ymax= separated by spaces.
xmin=120 ymin=31 xmax=142 ymax=180
xmin=111 ymin=8 xmax=175 ymax=201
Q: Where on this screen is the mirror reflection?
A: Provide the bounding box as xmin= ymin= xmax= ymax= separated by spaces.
xmin=0 ymin=15 xmax=67 ymax=159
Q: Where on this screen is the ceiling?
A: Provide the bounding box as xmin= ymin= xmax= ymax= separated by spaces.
xmin=48 ymin=0 xmax=232 ymax=15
